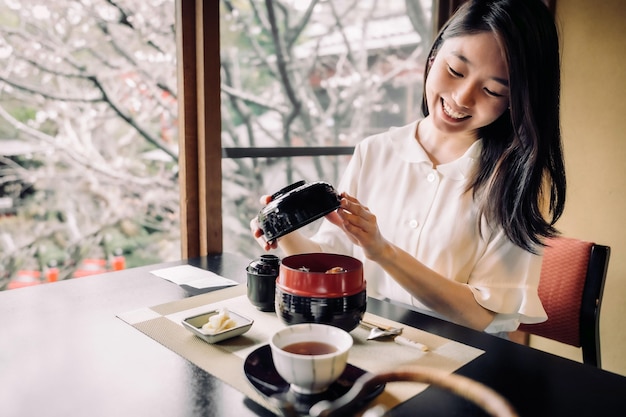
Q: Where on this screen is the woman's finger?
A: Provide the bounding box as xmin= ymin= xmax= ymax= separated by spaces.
xmin=250 ymin=217 xmax=277 ymax=251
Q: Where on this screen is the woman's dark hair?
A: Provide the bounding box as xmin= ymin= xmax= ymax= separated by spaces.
xmin=421 ymin=0 xmax=566 ymax=253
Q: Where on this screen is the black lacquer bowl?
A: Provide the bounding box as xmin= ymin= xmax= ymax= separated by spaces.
xmin=246 ymin=254 xmax=281 ymax=312
xmin=258 ymin=181 xmax=341 ymax=242
xmin=275 ymin=286 xmax=366 ymax=332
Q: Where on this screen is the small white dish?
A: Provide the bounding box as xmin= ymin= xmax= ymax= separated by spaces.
xmin=182 ymin=310 xmax=253 ymax=344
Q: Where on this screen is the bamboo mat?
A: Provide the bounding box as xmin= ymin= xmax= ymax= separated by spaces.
xmin=117 ymin=285 xmax=484 ymax=415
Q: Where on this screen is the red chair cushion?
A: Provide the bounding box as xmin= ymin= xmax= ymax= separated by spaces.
xmin=518 ymin=237 xmax=593 ymax=347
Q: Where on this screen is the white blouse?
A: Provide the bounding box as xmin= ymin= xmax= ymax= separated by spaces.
xmin=311 ymin=121 xmax=547 ymax=333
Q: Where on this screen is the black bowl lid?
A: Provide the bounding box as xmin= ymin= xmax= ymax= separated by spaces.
xmin=258 ymin=181 xmax=341 ymax=241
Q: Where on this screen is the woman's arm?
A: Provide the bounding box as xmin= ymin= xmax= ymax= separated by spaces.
xmin=337 ymin=194 xmax=496 ymax=331
xmin=377 ymin=244 xmax=496 ymax=331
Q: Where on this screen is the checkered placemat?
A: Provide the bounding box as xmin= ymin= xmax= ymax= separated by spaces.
xmin=117 ymin=285 xmax=484 ymax=415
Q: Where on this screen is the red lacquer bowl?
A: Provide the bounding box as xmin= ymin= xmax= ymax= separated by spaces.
xmin=277 ymin=253 xmax=365 ymax=297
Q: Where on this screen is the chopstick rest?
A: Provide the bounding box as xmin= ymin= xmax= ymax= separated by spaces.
xmin=361 ymin=319 xmax=430 ymax=351
xmin=394 ymin=335 xmax=429 ymax=352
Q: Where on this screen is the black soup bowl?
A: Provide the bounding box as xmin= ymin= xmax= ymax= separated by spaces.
xmin=274 ymin=253 xmax=366 ymax=332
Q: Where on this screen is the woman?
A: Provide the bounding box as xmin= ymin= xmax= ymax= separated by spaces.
xmin=251 ymin=0 xmax=566 ymax=334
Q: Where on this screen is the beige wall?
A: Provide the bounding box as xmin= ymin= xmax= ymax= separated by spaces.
xmin=529 ymin=0 xmax=626 ymax=376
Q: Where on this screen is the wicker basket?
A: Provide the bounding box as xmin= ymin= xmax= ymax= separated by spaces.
xmin=274 ymin=366 xmax=519 ymax=417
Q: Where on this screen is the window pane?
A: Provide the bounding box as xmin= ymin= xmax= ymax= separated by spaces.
xmin=221 ymin=0 xmax=433 ymax=259
xmin=0 ymin=1 xmax=179 ymax=289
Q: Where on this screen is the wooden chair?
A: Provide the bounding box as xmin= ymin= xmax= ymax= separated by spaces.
xmin=514 ymin=236 xmax=610 ymax=368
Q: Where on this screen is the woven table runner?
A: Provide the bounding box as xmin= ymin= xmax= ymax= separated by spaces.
xmin=117 ymin=285 xmax=484 ymax=415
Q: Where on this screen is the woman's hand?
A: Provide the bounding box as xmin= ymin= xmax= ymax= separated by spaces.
xmin=249 ymin=195 xmax=279 ymax=251
xmin=328 ymin=193 xmax=391 ymax=261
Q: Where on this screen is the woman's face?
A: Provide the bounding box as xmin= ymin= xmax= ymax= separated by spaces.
xmin=425 ymin=32 xmax=510 ymax=137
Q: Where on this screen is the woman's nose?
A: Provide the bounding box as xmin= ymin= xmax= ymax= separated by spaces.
xmin=452 ymin=82 xmax=475 ymax=108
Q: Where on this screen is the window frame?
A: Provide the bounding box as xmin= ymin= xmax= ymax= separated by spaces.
xmin=176 ymin=0 xmax=222 ymax=257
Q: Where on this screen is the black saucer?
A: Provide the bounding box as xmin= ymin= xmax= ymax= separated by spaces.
xmin=243 ymin=344 xmax=385 ymax=416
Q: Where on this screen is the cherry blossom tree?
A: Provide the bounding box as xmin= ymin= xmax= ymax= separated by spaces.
xmin=0 ymin=0 xmax=179 ymax=285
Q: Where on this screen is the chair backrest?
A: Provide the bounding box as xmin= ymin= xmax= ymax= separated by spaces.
xmin=518 ymin=236 xmax=610 ymax=368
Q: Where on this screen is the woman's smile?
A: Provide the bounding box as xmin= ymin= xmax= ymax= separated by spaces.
xmin=441 ymin=98 xmax=470 ymax=120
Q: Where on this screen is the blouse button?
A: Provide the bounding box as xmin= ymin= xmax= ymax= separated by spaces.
xmin=427 ymin=172 xmax=436 ymax=182
xmin=409 ymin=219 xmax=419 ymax=229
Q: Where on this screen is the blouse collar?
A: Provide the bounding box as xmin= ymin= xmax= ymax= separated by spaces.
xmin=389 ymin=120 xmax=482 ymax=181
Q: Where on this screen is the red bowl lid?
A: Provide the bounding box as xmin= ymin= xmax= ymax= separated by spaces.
xmin=278 ymin=253 xmax=364 ymax=297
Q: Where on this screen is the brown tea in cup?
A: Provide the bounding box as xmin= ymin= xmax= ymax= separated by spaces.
xmin=282 ymin=341 xmax=338 ymax=355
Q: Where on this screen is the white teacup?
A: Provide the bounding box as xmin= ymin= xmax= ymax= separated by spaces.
xmin=269 ymin=323 xmax=353 ymax=394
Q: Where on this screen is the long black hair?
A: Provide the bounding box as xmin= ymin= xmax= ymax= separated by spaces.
xmin=421 ymin=0 xmax=566 ymax=253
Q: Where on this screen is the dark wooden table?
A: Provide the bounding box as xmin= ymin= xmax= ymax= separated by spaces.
xmin=1 ymin=253 xmax=625 ymax=417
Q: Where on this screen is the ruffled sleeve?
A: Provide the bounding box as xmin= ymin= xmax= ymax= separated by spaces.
xmin=466 ymin=229 xmax=547 ymax=333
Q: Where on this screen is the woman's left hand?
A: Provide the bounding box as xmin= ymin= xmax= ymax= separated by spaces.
xmin=327 ymin=193 xmax=390 ymax=261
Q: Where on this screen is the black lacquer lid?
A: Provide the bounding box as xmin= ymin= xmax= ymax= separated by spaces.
xmin=246 ymin=254 xmax=280 ymax=276
xmin=257 ymin=181 xmax=341 ymax=241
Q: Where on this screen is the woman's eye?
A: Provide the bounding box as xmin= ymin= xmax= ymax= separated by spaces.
xmin=484 ymin=88 xmax=504 ymax=98
xmin=447 ymin=65 xmax=462 ymax=77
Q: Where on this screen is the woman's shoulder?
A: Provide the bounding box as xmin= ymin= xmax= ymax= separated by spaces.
xmin=365 ymin=121 xmax=417 ymax=141
xmin=356 ymin=120 xmax=419 ymax=151
xmin=354 ymin=120 xmax=433 ymax=166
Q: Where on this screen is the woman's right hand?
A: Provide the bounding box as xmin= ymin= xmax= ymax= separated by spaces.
xmin=250 ymin=195 xmax=279 ymax=251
